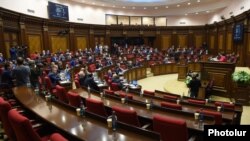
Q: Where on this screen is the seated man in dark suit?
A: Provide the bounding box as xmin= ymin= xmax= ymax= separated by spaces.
xmin=48 ymin=66 xmax=61 ymax=87
xmin=1 ymin=61 xmax=14 ymax=88
xmin=111 ymin=74 xmax=123 ymax=89
xmin=78 ymin=71 xmax=87 ymax=87
xmin=83 ymin=73 xmax=100 ymax=92
xmin=188 ymin=73 xmax=201 ymax=98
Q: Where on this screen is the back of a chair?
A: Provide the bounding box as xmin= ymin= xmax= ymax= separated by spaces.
xmin=188 ymin=99 xmax=206 ymax=105
xmin=119 ymin=93 xmax=133 ymax=100
xmin=214 ymin=102 xmax=235 ymax=110
xmin=56 ymin=85 xmax=68 ymax=103
xmin=143 ymin=90 xmax=155 ymax=96
xmin=8 ymin=109 xmax=41 ymax=141
xmin=163 ymin=95 xmax=178 ymax=100
xmin=86 ymin=98 xmax=107 ymax=117
xmin=198 ymin=109 xmax=222 ymax=125
xmin=161 ymin=102 xmax=182 ymax=110
xmin=50 ymin=133 xmax=68 ymax=141
xmin=153 ymin=114 xmax=188 ymax=141
xmin=44 ymin=76 xmax=53 ymax=90
xmin=0 ymin=98 xmax=16 ymax=141
xmin=112 ymin=106 xmax=140 ymax=127
xmin=67 ymin=92 xmax=82 ymax=107
xmin=111 ymin=83 xmax=120 ymax=91
xmin=104 ymin=89 xmax=115 ymax=95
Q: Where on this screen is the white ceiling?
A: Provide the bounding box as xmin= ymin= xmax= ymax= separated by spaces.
xmin=70 ymin=0 xmax=234 ymax=15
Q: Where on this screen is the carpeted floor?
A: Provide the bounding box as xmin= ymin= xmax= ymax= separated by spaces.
xmin=138 ymin=70 xmax=250 ymax=125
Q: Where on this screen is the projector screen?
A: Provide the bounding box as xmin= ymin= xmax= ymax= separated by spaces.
xmin=48 ymin=1 xmax=69 ymax=21
xmin=233 ymin=23 xmax=244 ymax=42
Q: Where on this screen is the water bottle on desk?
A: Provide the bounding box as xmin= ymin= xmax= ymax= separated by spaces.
xmin=111 ymin=111 xmax=117 ymax=131
xmin=199 ymin=108 xmax=204 ymax=122
xmin=80 ymin=101 xmax=86 ymax=117
xmin=150 ymin=99 xmax=154 ymax=110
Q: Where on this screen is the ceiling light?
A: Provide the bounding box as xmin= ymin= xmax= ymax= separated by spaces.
xmin=165 ymin=6 xmax=168 ymax=8
xmin=92 ymin=2 xmax=95 ymax=5
xmin=197 ymin=0 xmax=200 ymax=2
xmin=185 ymin=13 xmax=188 ymax=16
xmin=177 ymin=5 xmax=180 ymax=7
xmin=195 ymin=12 xmax=199 ymax=14
xmin=144 ymin=7 xmax=147 ymax=10
xmin=188 ymin=3 xmax=191 ymax=5
xmin=132 ymin=7 xmax=135 ymax=9
xmin=123 ymin=6 xmax=126 ymax=9
xmin=112 ymin=5 xmax=116 ymax=7
xmin=102 ymin=4 xmax=105 ymax=6
xmin=155 ymin=7 xmax=158 ymax=9
xmin=206 ymin=10 xmax=210 ymax=13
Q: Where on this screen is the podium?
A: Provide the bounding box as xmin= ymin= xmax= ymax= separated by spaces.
xmin=200 ymin=61 xmax=235 ymax=98
xmin=197 ymin=80 xmax=209 ymax=99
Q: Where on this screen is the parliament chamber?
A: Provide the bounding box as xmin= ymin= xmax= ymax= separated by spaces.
xmin=0 ymin=0 xmax=250 ymax=141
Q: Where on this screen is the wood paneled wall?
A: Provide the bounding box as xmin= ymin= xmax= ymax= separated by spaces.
xmin=0 ymin=7 xmax=250 ymax=66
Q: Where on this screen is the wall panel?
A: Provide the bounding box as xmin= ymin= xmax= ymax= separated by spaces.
xmin=195 ymin=35 xmax=203 ymax=48
xmin=76 ymin=36 xmax=87 ymax=50
xmin=177 ymin=35 xmax=187 ymax=47
xmin=28 ymin=34 xmax=42 ymax=53
xmin=226 ymin=33 xmax=232 ymax=52
xmin=50 ymin=36 xmax=68 ymax=53
xmin=218 ymin=34 xmax=224 ymax=50
xmin=210 ymin=35 xmax=215 ymax=49
xmin=161 ymin=35 xmax=171 ymax=50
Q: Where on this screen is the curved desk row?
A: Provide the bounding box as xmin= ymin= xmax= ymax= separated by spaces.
xmin=71 ymin=88 xmax=214 ymax=132
xmin=13 ymin=86 xmax=157 ymax=141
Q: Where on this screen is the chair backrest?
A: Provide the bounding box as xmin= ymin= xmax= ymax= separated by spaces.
xmin=214 ymin=102 xmax=235 ymax=110
xmin=44 ymin=76 xmax=53 ymax=91
xmin=111 ymin=83 xmax=120 ymax=91
xmin=160 ymin=102 xmax=182 ymax=110
xmin=119 ymin=93 xmax=133 ymax=100
xmin=66 ymin=92 xmax=82 ymax=107
xmin=153 ymin=114 xmax=188 ymax=141
xmin=86 ymin=98 xmax=107 ymax=117
xmin=104 ymin=89 xmax=115 ymax=95
xmin=55 ymin=85 xmax=68 ymax=103
xmin=197 ymin=109 xmax=222 ymax=125
xmin=50 ymin=133 xmax=68 ymax=141
xmin=163 ymin=95 xmax=178 ymax=100
xmin=188 ymin=99 xmax=206 ymax=105
xmin=8 ymin=109 xmax=41 ymax=141
xmin=143 ymin=90 xmax=155 ymax=96
xmin=74 ymin=79 xmax=81 ymax=89
xmin=112 ymin=106 xmax=140 ymax=127
xmin=0 ymin=98 xmax=16 ymax=141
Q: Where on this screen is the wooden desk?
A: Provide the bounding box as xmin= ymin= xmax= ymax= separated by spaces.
xmin=115 ymin=90 xmax=235 ymax=123
xmin=71 ymin=88 xmax=214 ymax=132
xmin=13 ymin=87 xmax=157 ymax=141
xmin=200 ymin=61 xmax=236 ymax=98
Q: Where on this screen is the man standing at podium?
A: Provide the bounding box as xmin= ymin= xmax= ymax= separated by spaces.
xmin=188 ymin=73 xmax=201 ymax=98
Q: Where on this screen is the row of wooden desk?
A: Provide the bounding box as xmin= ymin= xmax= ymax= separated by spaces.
xmin=13 ymin=87 xmax=157 ymax=141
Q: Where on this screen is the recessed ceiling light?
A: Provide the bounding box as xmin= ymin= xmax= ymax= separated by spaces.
xmin=206 ymin=10 xmax=210 ymax=13
xmin=155 ymin=7 xmax=158 ymax=9
xmin=188 ymin=2 xmax=191 ymax=5
xmin=185 ymin=13 xmax=188 ymax=16
xmin=165 ymin=6 xmax=168 ymax=8
xmin=197 ymin=0 xmax=200 ymax=2
xmin=144 ymin=7 xmax=147 ymax=10
xmin=112 ymin=5 xmax=116 ymax=7
xmin=195 ymin=12 xmax=199 ymax=14
xmin=132 ymin=7 xmax=136 ymax=9
xmin=92 ymin=2 xmax=95 ymax=5
xmin=102 ymin=4 xmax=105 ymax=6
xmin=177 ymin=5 xmax=180 ymax=7
xmin=123 ymin=6 xmax=126 ymax=9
